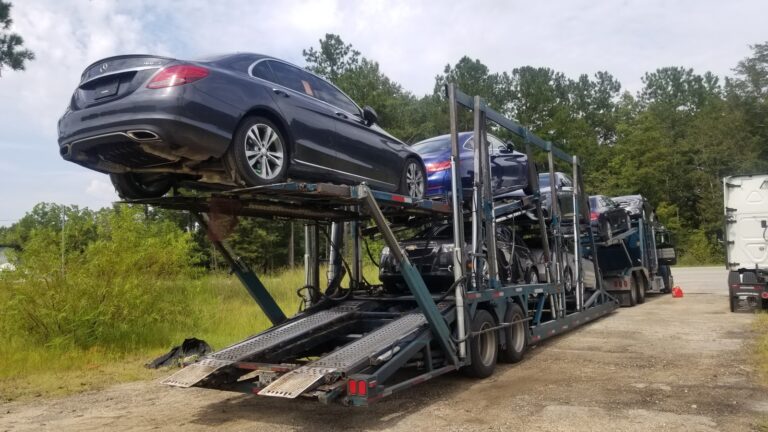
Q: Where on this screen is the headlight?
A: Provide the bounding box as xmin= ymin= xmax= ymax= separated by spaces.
xmin=381 ymin=247 xmax=390 ymax=256
xmin=441 ymin=244 xmax=455 ymax=253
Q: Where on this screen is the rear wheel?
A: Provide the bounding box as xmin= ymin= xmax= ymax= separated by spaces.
xmin=623 ymin=277 xmax=637 ymax=307
xmin=226 ymin=116 xmax=288 ymax=186
xmin=401 ymin=159 xmax=425 ymax=199
xmin=462 ymin=309 xmax=498 ymax=378
xmin=499 ymin=303 xmax=527 ymax=363
xmin=110 ymin=173 xmax=173 ymax=199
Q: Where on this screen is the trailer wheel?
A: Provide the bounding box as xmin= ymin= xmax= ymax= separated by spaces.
xmin=462 ymin=309 xmax=498 ymax=378
xmin=625 ymin=277 xmax=637 ymax=307
xmin=636 ymin=273 xmax=646 ymax=304
xmin=499 ymin=303 xmax=527 ymax=363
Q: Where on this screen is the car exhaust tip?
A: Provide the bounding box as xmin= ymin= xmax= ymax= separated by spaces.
xmin=126 ymin=130 xmax=160 ymax=141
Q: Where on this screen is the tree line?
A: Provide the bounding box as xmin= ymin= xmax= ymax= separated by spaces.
xmin=2 ymin=34 xmax=767 ymax=266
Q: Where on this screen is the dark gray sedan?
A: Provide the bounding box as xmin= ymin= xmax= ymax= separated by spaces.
xmin=58 ymin=53 xmax=426 ymax=199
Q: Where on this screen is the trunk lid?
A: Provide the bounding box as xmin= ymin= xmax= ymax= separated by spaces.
xmin=72 ymin=55 xmax=175 ymax=110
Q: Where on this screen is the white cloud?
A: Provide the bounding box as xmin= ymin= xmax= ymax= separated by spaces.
xmin=85 ymin=178 xmax=118 ymax=201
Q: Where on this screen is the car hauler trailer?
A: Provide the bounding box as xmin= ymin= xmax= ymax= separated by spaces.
xmin=723 ymin=174 xmax=768 ymax=312
xmin=595 ymin=213 xmax=676 ymax=306
xmin=125 ymin=85 xmax=619 ymax=406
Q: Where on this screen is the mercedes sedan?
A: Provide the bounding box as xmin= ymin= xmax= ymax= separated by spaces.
xmin=58 ymin=53 xmax=426 ymax=199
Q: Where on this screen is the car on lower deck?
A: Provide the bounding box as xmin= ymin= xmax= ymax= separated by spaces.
xmin=379 ymin=222 xmax=534 ymax=292
xmin=410 ymin=132 xmax=529 ymax=199
xmin=58 ymin=53 xmax=426 ymax=199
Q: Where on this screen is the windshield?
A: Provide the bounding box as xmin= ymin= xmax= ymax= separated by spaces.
xmin=412 ymin=137 xmax=449 ymax=154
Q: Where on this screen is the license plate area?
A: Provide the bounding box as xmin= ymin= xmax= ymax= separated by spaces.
xmin=93 ymin=79 xmax=120 ymax=99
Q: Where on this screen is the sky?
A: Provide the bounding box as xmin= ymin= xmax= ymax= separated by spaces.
xmin=0 ymin=0 xmax=766 ymax=225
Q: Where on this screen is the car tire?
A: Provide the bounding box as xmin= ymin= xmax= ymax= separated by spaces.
xmin=226 ymin=116 xmax=289 ymax=187
xmin=563 ymin=268 xmax=573 ymax=293
xmin=110 ymin=173 xmax=173 ymax=200
xmin=604 ymin=221 xmax=613 ymax=240
xmin=400 ymin=159 xmax=426 ymax=199
xmin=461 ymin=309 xmax=498 ymax=378
xmin=499 ymin=303 xmax=527 ymax=363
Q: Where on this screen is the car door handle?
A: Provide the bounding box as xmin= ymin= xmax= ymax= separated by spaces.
xmin=335 ymin=112 xmax=348 ymax=119
xmin=272 ymin=88 xmax=290 ymax=98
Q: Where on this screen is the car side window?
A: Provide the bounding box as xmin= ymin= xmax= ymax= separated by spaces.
xmin=463 ymin=137 xmax=474 ymax=150
xmin=268 ymin=61 xmax=316 ymax=96
xmin=251 ymin=60 xmax=276 ymax=83
xmin=487 ymin=135 xmax=508 ymax=155
xmin=312 ymin=77 xmax=361 ymax=115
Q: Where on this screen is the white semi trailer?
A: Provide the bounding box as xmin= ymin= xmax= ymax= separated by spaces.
xmin=723 ymin=174 xmax=768 ymax=312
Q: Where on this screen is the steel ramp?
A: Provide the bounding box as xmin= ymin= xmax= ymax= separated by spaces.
xmin=260 ymin=312 xmax=431 ymax=398
xmin=162 ymin=301 xmax=367 ymax=388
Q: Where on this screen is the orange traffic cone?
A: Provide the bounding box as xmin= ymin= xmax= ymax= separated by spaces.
xmin=672 ymin=286 xmax=683 ymax=298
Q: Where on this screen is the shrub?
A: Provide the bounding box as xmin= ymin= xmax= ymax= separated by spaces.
xmin=1 ymin=206 xmax=198 ymax=350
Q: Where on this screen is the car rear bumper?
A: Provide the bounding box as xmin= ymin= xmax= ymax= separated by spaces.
xmin=58 ymin=84 xmax=235 ymax=173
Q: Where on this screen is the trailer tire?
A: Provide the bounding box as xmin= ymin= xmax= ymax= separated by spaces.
xmin=636 ymin=273 xmax=646 ymax=304
xmin=625 ymin=277 xmax=637 ymax=307
xmin=499 ymin=303 xmax=527 ymax=363
xmin=462 ymin=309 xmax=498 ymax=378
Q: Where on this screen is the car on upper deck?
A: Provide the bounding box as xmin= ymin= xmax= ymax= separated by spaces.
xmin=58 ymin=53 xmax=426 ymax=199
xmin=410 ymin=132 xmax=529 ymax=199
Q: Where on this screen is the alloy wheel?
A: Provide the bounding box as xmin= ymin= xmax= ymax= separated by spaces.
xmin=405 ymin=161 xmax=425 ymax=199
xmin=244 ymin=123 xmax=284 ymax=180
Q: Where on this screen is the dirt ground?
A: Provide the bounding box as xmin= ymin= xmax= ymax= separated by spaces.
xmin=1 ymin=266 xmax=766 ymax=431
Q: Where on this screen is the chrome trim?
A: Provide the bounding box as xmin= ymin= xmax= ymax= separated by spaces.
xmin=126 ymin=130 xmax=160 ymax=141
xmin=70 ymin=130 xmax=162 ymax=146
xmin=294 ymin=159 xmax=395 ymax=188
xmin=80 ymin=65 xmax=160 ymax=86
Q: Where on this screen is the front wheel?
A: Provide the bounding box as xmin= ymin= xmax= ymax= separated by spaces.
xmin=110 ymin=173 xmax=173 ymax=199
xmin=400 ymin=159 xmax=425 ymax=199
xmin=226 ymin=116 xmax=288 ymax=187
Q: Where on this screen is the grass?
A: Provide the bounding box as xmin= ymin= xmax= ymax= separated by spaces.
xmin=0 ymin=264 xmax=380 ymax=402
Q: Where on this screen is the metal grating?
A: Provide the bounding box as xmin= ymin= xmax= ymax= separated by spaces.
xmin=210 ymin=302 xmax=365 ymax=362
xmin=259 ymin=366 xmax=337 ymax=398
xmin=161 ymin=302 xmax=365 ymax=389
xmin=161 ymin=358 xmax=233 ymax=388
xmin=260 ymin=312 xmax=431 ymax=399
xmin=311 ymin=313 xmax=427 ymax=371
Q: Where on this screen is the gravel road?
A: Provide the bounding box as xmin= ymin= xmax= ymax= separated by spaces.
xmin=1 ymin=266 xmax=766 ymax=431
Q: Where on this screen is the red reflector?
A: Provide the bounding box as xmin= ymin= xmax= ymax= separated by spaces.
xmin=762 ymin=292 xmax=768 ymax=299
xmin=347 ymin=379 xmax=357 ymax=395
xmin=426 ymin=161 xmax=451 ymax=173
xmin=147 ymin=65 xmax=209 ymax=89
xmin=357 ymin=380 xmax=367 ymax=396
xmin=391 ymin=194 xmax=406 ymax=202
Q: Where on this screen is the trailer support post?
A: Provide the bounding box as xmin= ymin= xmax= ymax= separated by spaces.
xmin=359 ymin=184 xmax=458 ymax=366
xmin=447 ymin=83 xmax=468 ymax=359
xmin=193 ymin=212 xmax=286 ymax=325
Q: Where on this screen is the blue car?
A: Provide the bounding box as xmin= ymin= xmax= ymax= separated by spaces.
xmin=410 ymin=132 xmax=529 ymax=199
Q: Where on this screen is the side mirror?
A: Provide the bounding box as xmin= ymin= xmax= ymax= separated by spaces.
xmin=362 ymin=106 xmax=378 ymax=126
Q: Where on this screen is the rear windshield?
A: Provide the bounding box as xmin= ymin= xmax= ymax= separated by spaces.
xmin=412 ymin=137 xmax=449 ymax=153
xmin=589 ymin=197 xmax=598 ymax=208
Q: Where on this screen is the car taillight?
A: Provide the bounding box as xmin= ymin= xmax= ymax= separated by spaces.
xmin=347 ymin=379 xmax=357 ymax=395
xmin=590 ymin=211 xmax=598 ymax=221
xmin=426 ymin=161 xmax=451 ymax=173
xmin=147 ymin=65 xmax=209 ymax=89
